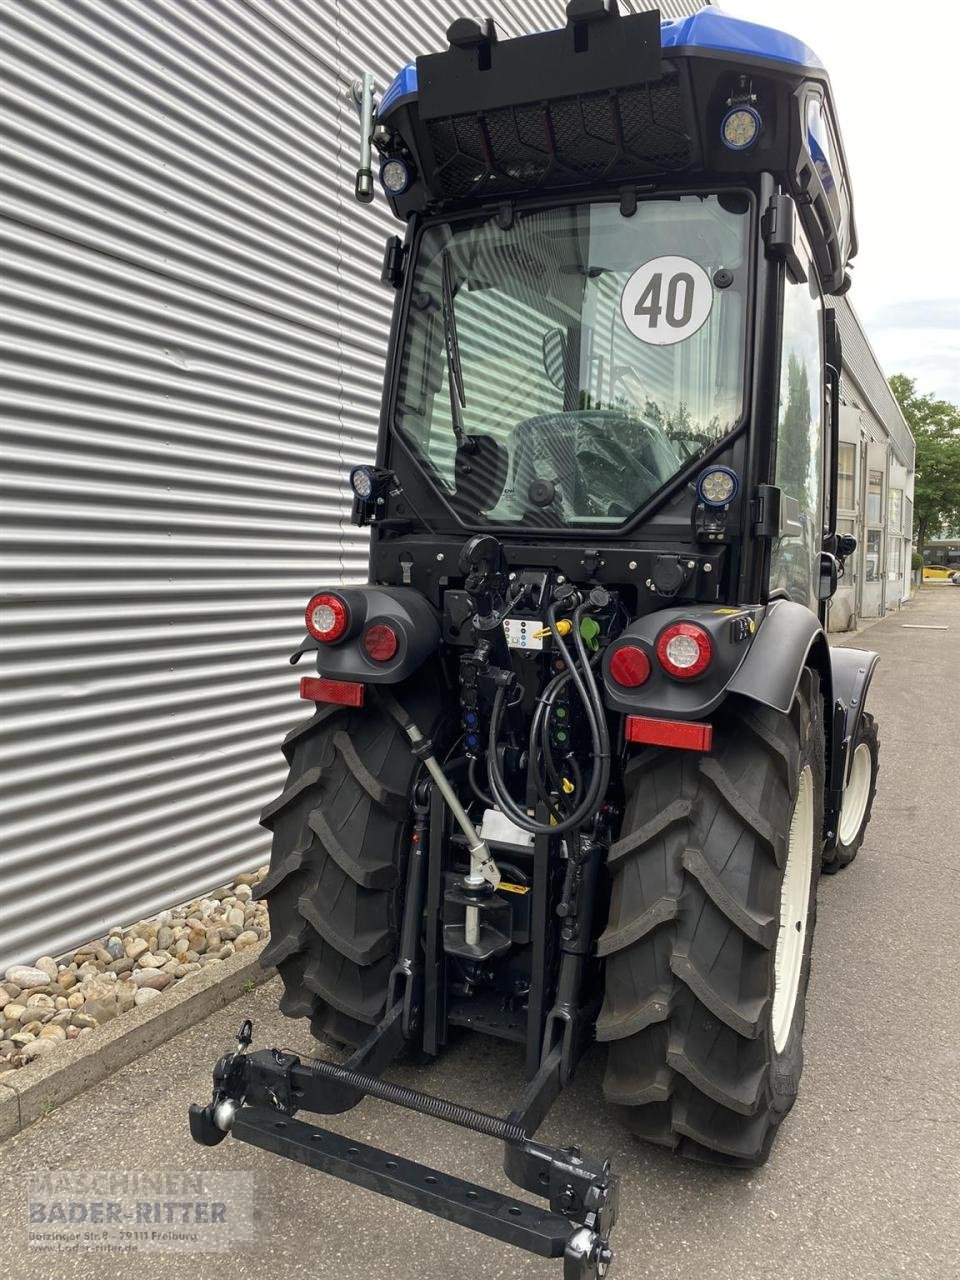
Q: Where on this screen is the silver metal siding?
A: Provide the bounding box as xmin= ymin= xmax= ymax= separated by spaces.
xmin=0 ymin=0 xmax=567 ymax=969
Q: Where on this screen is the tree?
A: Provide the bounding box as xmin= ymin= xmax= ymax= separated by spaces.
xmin=777 ymin=352 xmax=814 ymax=513
xmin=889 ymin=375 xmax=960 ymax=558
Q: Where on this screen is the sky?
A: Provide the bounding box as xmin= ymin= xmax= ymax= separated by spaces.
xmin=721 ymin=0 xmax=960 ymax=405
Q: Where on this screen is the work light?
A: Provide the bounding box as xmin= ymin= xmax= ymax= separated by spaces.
xmin=380 ymin=158 xmax=412 ymax=195
xmin=721 ymin=104 xmax=761 ymax=151
xmin=696 ymin=466 xmax=739 ymax=507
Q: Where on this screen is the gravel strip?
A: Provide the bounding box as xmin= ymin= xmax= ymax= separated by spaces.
xmin=0 ymin=866 xmax=269 ymax=1079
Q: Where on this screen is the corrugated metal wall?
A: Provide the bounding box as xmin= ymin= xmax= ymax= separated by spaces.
xmin=0 ymin=0 xmax=567 ymax=970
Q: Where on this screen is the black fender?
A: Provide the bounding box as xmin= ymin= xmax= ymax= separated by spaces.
xmin=291 ymin=586 xmax=440 ymax=685
xmin=727 ymin=599 xmax=833 ymax=714
xmin=823 ymin=645 xmax=880 ymax=845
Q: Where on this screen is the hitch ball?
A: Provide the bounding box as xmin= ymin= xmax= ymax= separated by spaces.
xmin=213 ymin=1098 xmax=238 ymax=1133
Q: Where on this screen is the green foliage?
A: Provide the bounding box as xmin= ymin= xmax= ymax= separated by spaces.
xmin=911 ymin=549 xmax=924 ymax=571
xmin=889 ymin=375 xmax=960 ymax=553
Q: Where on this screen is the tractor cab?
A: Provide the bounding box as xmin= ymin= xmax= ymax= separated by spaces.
xmin=361 ymin=1 xmax=857 ymax=621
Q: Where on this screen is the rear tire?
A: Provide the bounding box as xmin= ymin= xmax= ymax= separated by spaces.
xmin=256 ymin=686 xmax=434 ymax=1048
xmin=598 ymin=669 xmax=824 ymax=1166
xmin=821 ymin=712 xmax=878 ymax=874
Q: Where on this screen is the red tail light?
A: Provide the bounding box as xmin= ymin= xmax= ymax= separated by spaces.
xmin=625 ymin=715 xmax=713 ymax=751
xmin=299 ymin=677 xmax=364 ymax=707
xmin=305 ymin=593 xmax=349 ymax=643
xmin=609 ymin=645 xmax=651 ymax=688
xmin=655 ymin=622 xmax=713 ymax=679
xmin=363 ymin=623 xmax=399 ymax=662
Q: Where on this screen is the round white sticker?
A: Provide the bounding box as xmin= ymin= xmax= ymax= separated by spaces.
xmin=620 ymin=256 xmax=714 ymax=346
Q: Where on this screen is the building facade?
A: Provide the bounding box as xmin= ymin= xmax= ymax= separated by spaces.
xmin=830 ymin=299 xmax=916 ymax=631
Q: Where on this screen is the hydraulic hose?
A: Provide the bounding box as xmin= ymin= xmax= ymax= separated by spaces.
xmin=486 ymin=602 xmax=611 ymax=836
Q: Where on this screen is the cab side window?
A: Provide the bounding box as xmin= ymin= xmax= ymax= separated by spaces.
xmin=770 ymin=243 xmax=824 ymax=609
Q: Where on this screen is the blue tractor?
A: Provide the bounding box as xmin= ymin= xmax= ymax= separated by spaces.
xmin=192 ymin=7 xmax=881 ymax=1275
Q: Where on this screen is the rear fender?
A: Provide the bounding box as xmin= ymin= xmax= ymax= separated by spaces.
xmin=292 ymin=586 xmax=441 ymax=685
xmin=823 ymin=645 xmax=880 ymax=844
xmin=726 ymin=599 xmax=832 ymax=713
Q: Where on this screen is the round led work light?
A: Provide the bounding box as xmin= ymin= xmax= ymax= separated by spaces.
xmin=721 ymin=104 xmax=761 ymax=151
xmin=380 ymin=158 xmax=411 ymax=195
xmin=696 ymin=465 xmax=739 ymax=507
xmin=350 ymin=466 xmax=375 ymax=500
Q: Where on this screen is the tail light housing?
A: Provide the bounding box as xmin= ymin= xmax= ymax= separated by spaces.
xmin=656 ymin=622 xmax=713 ymax=679
xmin=305 ymin=593 xmax=349 ymax=643
xmin=609 ymin=645 xmax=651 ymax=688
xmin=363 ymin=623 xmax=399 ymax=662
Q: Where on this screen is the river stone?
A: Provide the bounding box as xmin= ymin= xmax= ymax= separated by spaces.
xmin=173 ymin=937 xmax=190 ymax=957
xmin=156 ymin=926 xmax=173 ymax=951
xmin=23 ymin=1038 xmax=60 ymax=1060
xmin=0 ymin=990 xmax=9 ymax=1010
xmin=83 ymin=998 xmax=117 ymax=1024
xmin=56 ymin=970 xmax=77 ymax=990
xmin=137 ymin=952 xmax=163 ymax=969
xmin=106 ymin=937 xmax=125 ymax=961
xmin=108 ymin=957 xmax=134 ymax=976
xmin=51 ymin=1009 xmax=73 ymax=1026
xmin=125 ymin=937 xmax=149 ymax=960
xmin=33 ymin=956 xmax=59 ymax=981
xmin=67 ymin=992 xmax=85 ymax=1009
xmin=5 ymin=1004 xmax=26 ymax=1022
xmin=81 ymin=976 xmax=116 ymax=1002
xmin=4 ymin=965 xmax=51 ymax=990
xmin=235 ymin=931 xmax=259 ymax=951
xmin=66 ymin=1025 xmax=81 ymax=1039
xmin=116 ymin=983 xmax=137 ymax=1013
xmin=26 ymin=992 xmax=55 ymax=1009
xmin=54 ymin=996 xmax=68 ymax=1010
xmin=11 ymin=1030 xmax=36 ymax=1046
xmin=132 ymin=969 xmax=170 ymax=991
xmin=71 ymin=1012 xmax=98 ymax=1029
xmin=226 ymin=908 xmax=245 ymax=929
xmin=39 ymin=1023 xmax=66 ymax=1040
xmin=134 ymin=987 xmax=162 ymax=1007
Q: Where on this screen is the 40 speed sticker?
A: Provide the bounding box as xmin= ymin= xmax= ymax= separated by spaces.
xmin=620 ymin=255 xmax=713 ymax=346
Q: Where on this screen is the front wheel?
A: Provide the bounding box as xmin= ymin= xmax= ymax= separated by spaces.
xmin=599 ymin=669 xmax=825 ymax=1165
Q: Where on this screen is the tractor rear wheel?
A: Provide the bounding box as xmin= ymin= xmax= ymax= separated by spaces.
xmin=256 ymin=685 xmax=433 ymax=1048
xmin=598 ymin=669 xmax=824 ymax=1166
xmin=821 ymin=711 xmax=878 ymax=873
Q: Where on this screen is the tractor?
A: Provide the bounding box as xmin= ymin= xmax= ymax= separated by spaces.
xmin=191 ymin=6 xmax=881 ymax=1275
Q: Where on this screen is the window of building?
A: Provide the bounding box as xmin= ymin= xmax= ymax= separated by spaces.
xmin=866 ymin=468 xmax=883 ymax=523
xmin=865 ymin=528 xmax=882 ymax=581
xmin=889 ymin=487 xmax=903 ymax=532
xmin=887 ymin=537 xmax=902 ymax=579
xmin=837 ymin=442 xmax=856 ymax=511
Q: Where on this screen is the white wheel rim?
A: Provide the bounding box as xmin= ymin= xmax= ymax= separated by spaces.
xmin=838 ymin=741 xmax=872 ymax=846
xmin=772 ymin=765 xmax=815 ymax=1054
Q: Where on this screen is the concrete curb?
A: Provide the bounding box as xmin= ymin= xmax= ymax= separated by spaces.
xmin=0 ymin=940 xmax=273 ymax=1140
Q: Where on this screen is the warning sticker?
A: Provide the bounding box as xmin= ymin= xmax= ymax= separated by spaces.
xmin=620 ymin=255 xmax=713 ymax=346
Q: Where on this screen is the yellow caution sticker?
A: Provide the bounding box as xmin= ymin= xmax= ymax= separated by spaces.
xmin=497 ymin=881 xmax=530 ymax=895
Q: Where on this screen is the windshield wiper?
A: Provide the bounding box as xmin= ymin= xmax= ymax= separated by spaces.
xmin=441 ymin=251 xmax=469 ymax=450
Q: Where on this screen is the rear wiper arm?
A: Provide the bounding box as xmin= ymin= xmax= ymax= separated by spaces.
xmin=441 ymin=251 xmax=469 ymax=450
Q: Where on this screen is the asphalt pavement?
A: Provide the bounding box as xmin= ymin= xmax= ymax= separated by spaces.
xmin=2 ymin=587 xmax=958 ymax=1280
